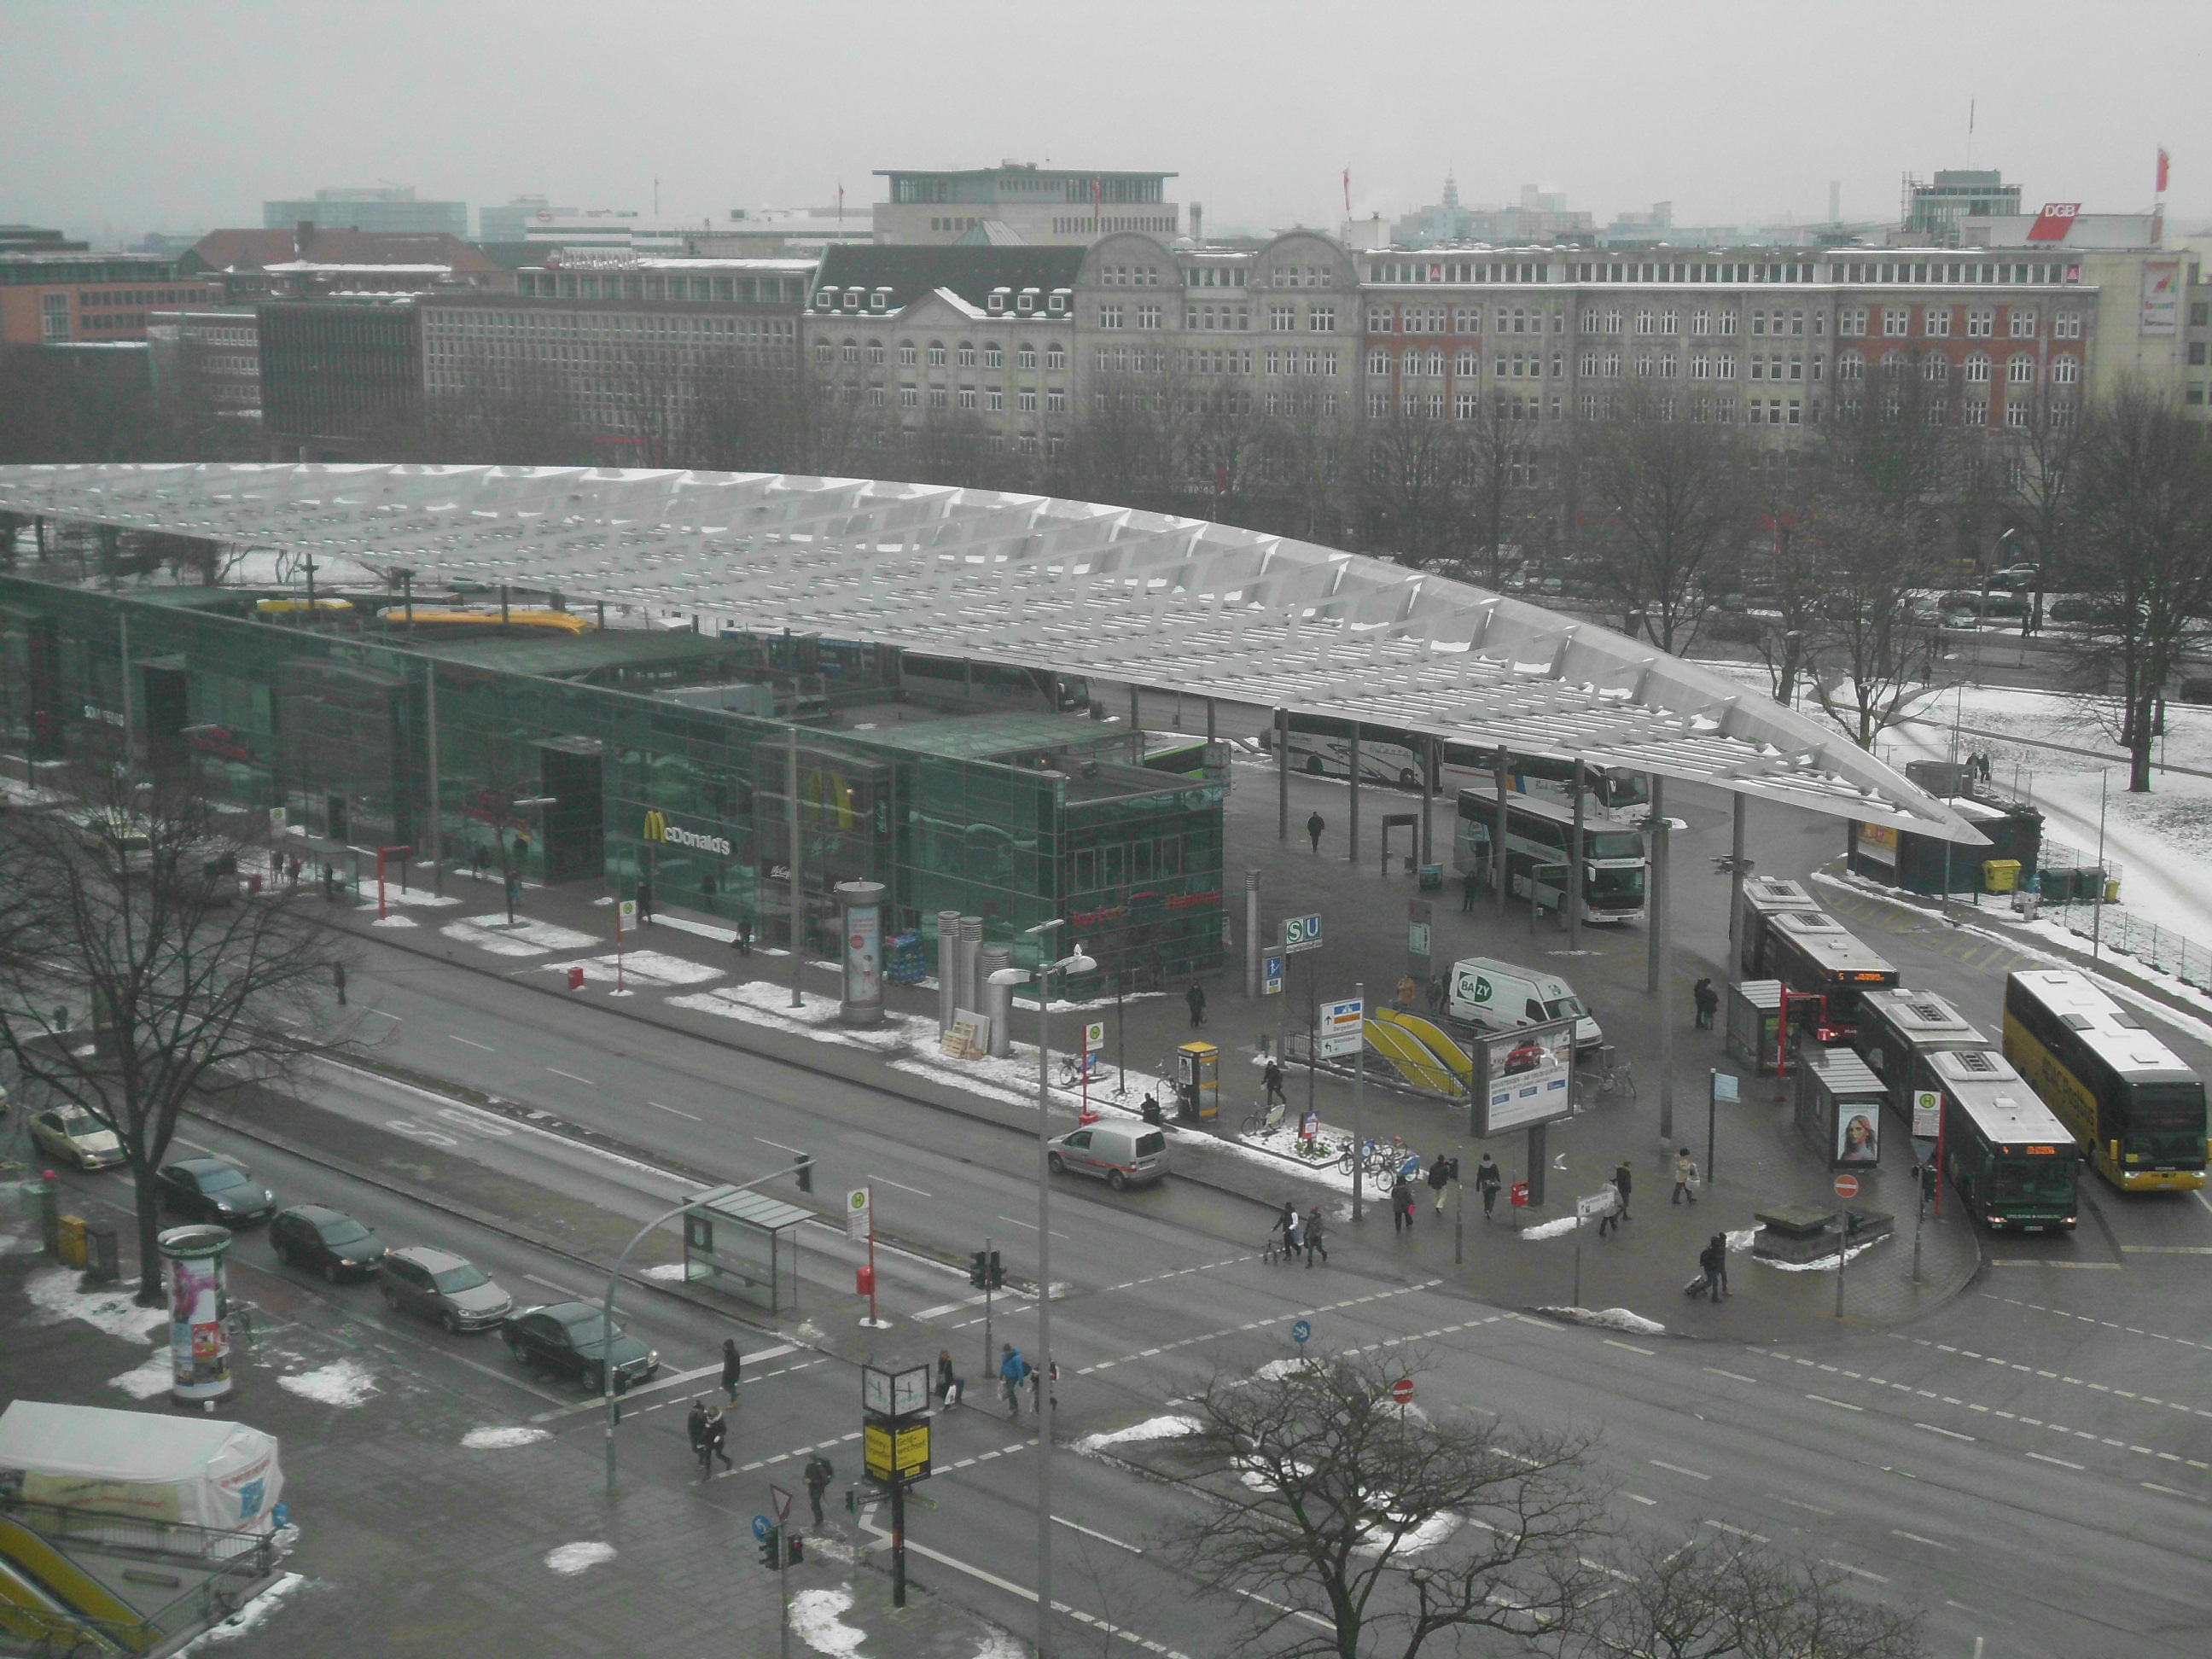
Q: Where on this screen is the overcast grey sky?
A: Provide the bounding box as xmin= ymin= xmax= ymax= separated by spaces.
xmin=8 ymin=0 xmax=2204 ymax=242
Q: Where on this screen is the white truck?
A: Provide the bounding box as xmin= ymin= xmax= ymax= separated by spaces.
xmin=1447 ymin=955 xmax=1604 ymax=1054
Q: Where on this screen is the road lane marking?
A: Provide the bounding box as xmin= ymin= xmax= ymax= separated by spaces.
xmin=1807 ymin=1395 xmax=1864 ymax=1412
xmin=523 ymin=1273 xmax=580 ymax=1296
xmin=1054 ymin=1516 xmax=1142 ymax=1553
xmin=546 ymin=1067 xmax=596 ymax=1085
xmin=1891 ymin=1530 xmax=1953 ymax=1550
xmin=527 ymin=1344 xmax=801 ymax=1422
xmin=448 ymin=1033 xmax=495 ymax=1051
xmin=1625 ymin=1493 xmax=1656 ymax=1506
xmin=1703 ymin=1367 xmax=1756 ymax=1383
xmin=647 ymin=1101 xmax=701 ymax=1120
xmin=1915 ymin=1423 xmax=1975 ymax=1441
xmin=868 ymin=1173 xmax=934 ymax=1198
xmin=2027 ymin=1452 xmax=2085 ymax=1470
xmin=1604 ymin=1339 xmax=1654 ymax=1356
xmin=754 ymin=1135 xmax=805 ymax=1153
xmin=1822 ymin=1560 xmax=1888 ymax=1583
xmin=1649 ymin=1459 xmax=1709 ymax=1481
xmin=2142 ymin=1481 xmax=2192 ymax=1497
xmin=1703 ymin=1521 xmax=1769 ymax=1543
xmin=1777 ymin=1498 xmax=1834 ymax=1516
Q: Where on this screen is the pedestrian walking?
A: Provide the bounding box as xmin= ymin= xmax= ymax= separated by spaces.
xmin=332 ymin=962 xmax=347 ymax=1006
xmin=803 ymin=1452 xmax=835 ymax=1528
xmin=999 ymin=1344 xmax=1027 ymax=1414
xmin=1027 ymin=1354 xmax=1058 ymax=1416
xmin=1390 ymin=1174 xmax=1414 ymax=1233
xmin=1427 ymin=1152 xmax=1451 ymax=1213
xmin=1426 ymin=976 xmax=1447 ymax=1018
xmin=1270 ymin=1201 xmax=1301 ymax=1263
xmin=686 ymin=1400 xmax=711 ymax=1478
xmin=470 ymin=845 xmax=488 ymax=882
xmin=1672 ymin=1149 xmax=1699 ymax=1205
xmin=720 ymin=1337 xmax=742 ymax=1405
xmin=1185 ymin=982 xmax=1207 ymax=1027
xmin=735 ymin=909 xmax=753 ymax=956
xmin=636 ymin=876 xmax=654 ymax=924
xmin=1611 ymin=1158 xmax=1633 ymax=1220
xmin=1461 ymin=867 xmax=1479 ymax=912
xmin=1303 ymin=1205 xmax=1328 ymax=1267
xmin=1475 ymin=1152 xmax=1502 ymax=1219
xmin=1263 ymin=1057 xmax=1286 ymax=1109
xmin=1709 ymin=1232 xmax=1732 ymax=1299
xmin=1596 ymin=1187 xmax=1622 ymax=1237
xmin=704 ymin=1406 xmax=732 ymax=1473
xmin=936 ymin=1348 xmax=963 ymax=1408
xmin=286 ymin=853 xmax=301 ymax=888
xmin=1693 ymin=976 xmax=1719 ymax=1031
xmin=1307 ymin=810 xmax=1325 ymax=853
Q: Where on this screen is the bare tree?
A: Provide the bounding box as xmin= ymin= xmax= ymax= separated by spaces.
xmin=0 ymin=760 xmax=356 ymax=1303
xmin=1585 ymin=1533 xmax=1927 ymax=1659
xmin=1165 ymin=1348 xmax=1608 ymax=1659
xmin=1355 ymin=404 xmax=1470 ymax=571
xmin=1570 ymin=387 xmax=1752 ymax=653
xmin=1803 ymin=493 xmax=1944 ymax=751
xmin=1256 ymin=387 xmax=1359 ymax=545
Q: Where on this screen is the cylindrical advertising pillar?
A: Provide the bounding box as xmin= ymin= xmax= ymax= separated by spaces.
xmin=937 ymin=910 xmax=962 ymax=1034
xmin=836 ymin=881 xmax=888 ymax=1027
xmin=160 ymin=1224 xmax=235 ymax=1406
xmin=978 ymin=946 xmax=1013 ymax=1057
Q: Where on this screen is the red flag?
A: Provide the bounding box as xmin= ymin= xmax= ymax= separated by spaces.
xmin=1342 ymin=167 xmax=1351 ymax=212
xmin=2157 ymin=148 xmax=2171 ymax=193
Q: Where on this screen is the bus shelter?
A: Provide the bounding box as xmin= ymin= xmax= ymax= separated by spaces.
xmin=682 ymin=1189 xmax=812 ymax=1313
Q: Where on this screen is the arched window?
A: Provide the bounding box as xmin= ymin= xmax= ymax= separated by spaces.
xmin=1425 ymin=350 xmax=1446 ymax=377
xmin=2052 ymin=354 xmax=2081 ymax=385
xmin=1963 ymin=352 xmax=1991 ymax=384
xmin=1924 ymin=354 xmax=1949 ymax=382
xmin=2007 ymin=352 xmax=2035 ymax=385
xmin=1455 ymin=349 xmax=1477 ymax=377
xmin=1837 ymin=351 xmax=1864 ymax=382
xmin=927 ymin=341 xmax=946 ymax=367
xmin=866 ymin=339 xmax=885 ymax=366
xmin=956 ymin=341 xmax=975 ymax=368
xmin=841 ymin=338 xmax=859 ymax=364
xmin=1880 ymin=351 xmax=1907 ymax=380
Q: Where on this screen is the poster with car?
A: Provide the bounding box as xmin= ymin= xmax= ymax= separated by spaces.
xmin=1470 ymin=1016 xmax=1576 ymax=1138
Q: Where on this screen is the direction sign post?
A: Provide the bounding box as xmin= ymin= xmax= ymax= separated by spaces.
xmin=1708 ymin=1069 xmax=1738 ymax=1189
xmin=852 ymin=1188 xmax=889 ymax=1330
xmin=1291 ymin=1318 xmax=1311 ymax=1348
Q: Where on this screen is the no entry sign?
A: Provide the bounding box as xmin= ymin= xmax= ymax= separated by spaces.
xmin=1833 ymin=1173 xmax=1860 ymax=1201
xmin=1390 ymin=1377 xmax=1415 ymax=1406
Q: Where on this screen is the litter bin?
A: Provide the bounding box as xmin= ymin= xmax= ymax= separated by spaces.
xmin=83 ymin=1221 xmax=119 ymax=1284
xmin=56 ymin=1213 xmax=87 ymax=1269
xmin=1982 ymin=859 xmax=2021 ymax=894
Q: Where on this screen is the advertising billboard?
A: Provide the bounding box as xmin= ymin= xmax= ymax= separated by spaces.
xmin=1470 ymin=1016 xmax=1576 ymax=1137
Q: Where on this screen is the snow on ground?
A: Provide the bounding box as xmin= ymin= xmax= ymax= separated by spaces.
xmin=1536 ymin=1306 xmax=1667 ymax=1336
xmin=1757 ymin=1234 xmax=1889 ymax=1272
xmin=1725 ymin=1228 xmax=1759 ymax=1253
xmin=439 ymin=915 xmax=600 ymax=956
xmin=543 ymin=1541 xmax=616 ymax=1575
xmin=968 ymin=1632 xmax=1027 ymax=1659
xmin=170 ymin=1572 xmax=309 ymax=1652
xmin=26 ymin=1267 xmax=165 ymax=1343
xmin=544 ymin=949 xmax=723 ymax=988
xmin=1074 ymin=1415 xmax=1202 ymax=1453
xmin=276 ymin=1357 xmax=379 ymax=1406
xmin=1520 ymin=1215 xmax=1581 ymax=1241
xmin=790 ymin=1585 xmax=870 ymax=1656
xmin=462 ymin=1426 xmax=550 ymax=1449
xmin=638 ymin=1261 xmax=687 ymax=1281
xmin=1254 ymin=1356 xmax=1323 ymax=1382
xmin=1358 ymin=1508 xmax=1464 ymax=1557
xmin=368 ymin=915 xmax=418 ymax=928
xmin=108 ymin=1349 xmax=173 ymax=1399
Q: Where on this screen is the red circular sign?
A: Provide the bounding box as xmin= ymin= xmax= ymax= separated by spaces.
xmin=1834 ymin=1173 xmax=1860 ymax=1200
xmin=1510 ymin=1181 xmax=1530 ymax=1208
xmin=1390 ymin=1377 xmax=1415 ymax=1406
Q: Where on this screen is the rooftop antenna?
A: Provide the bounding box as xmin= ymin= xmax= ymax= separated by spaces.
xmin=1965 ymin=99 xmax=1976 ymax=167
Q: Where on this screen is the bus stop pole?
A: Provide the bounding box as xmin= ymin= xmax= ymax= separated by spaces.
xmin=1276 ymin=708 xmax=1289 ymax=842
xmin=1495 ymin=745 xmax=1511 ymax=920
xmin=1653 ymin=778 xmax=1674 ymax=1144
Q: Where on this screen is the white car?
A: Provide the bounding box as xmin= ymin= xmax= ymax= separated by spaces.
xmin=29 ymin=1109 xmax=125 ymax=1171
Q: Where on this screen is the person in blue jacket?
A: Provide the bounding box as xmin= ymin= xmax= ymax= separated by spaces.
xmin=999 ymin=1343 xmax=1028 ymax=1414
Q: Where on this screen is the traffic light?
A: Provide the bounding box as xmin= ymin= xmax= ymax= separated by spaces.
xmin=794 ymin=1154 xmax=814 ymax=1195
xmin=1913 ymin=1161 xmax=1938 ymax=1202
xmin=969 ymin=1250 xmax=989 ymax=1289
xmin=758 ymin=1526 xmax=781 ymax=1571
xmin=987 ymin=1250 xmax=1004 ymax=1289
xmin=785 ymin=1534 xmax=804 ymax=1565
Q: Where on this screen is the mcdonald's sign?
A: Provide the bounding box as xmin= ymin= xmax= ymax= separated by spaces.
xmin=640 ymin=808 xmax=731 ymax=858
xmin=641 ymin=810 xmax=668 ymax=842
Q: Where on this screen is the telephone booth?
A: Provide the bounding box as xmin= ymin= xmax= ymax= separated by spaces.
xmin=1176 ymin=1040 xmax=1220 ymax=1120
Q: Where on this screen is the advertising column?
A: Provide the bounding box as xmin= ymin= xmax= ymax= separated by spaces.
xmin=160 ymin=1224 xmax=235 ymax=1405
xmin=837 ymin=880 xmax=887 ymax=1027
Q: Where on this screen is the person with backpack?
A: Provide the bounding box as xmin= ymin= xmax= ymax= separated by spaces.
xmin=1186 ymin=982 xmax=1208 ymax=1027
xmin=1475 ymin=1152 xmax=1503 ymax=1220
xmin=1263 ymin=1057 xmax=1286 ymax=1110
xmin=803 ymin=1452 xmax=835 ymax=1528
xmin=1426 ymin=1152 xmax=1452 ymax=1214
xmin=1689 ymin=1236 xmax=1728 ymax=1302
xmin=1303 ymin=1205 xmax=1328 ymax=1267
xmin=1693 ymin=977 xmax=1719 ymax=1031
xmin=1708 ymin=1232 xmax=1732 ymax=1299
xmin=1307 ymin=810 xmax=1325 ymax=853
xmin=999 ymin=1343 xmax=1027 ymax=1414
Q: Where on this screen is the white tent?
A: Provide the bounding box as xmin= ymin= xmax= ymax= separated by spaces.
xmin=0 ymin=1401 xmax=283 ymax=1534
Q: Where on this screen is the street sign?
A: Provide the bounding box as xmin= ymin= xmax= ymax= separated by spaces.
xmin=1300 ymin=1108 xmax=1319 ymax=1142
xmin=1711 ymin=1072 xmax=1740 ymax=1104
xmin=750 ymin=1514 xmax=771 ymax=1540
xmin=846 ymin=1187 xmax=871 ymax=1242
xmin=268 ymin=807 xmax=287 ymax=830
xmin=1084 ymin=1020 xmax=1105 ymax=1054
xmin=864 ymin=1418 xmax=933 ymax=1484
xmin=1262 ymin=952 xmax=1284 ymax=995
xmin=1291 ymin=1318 xmax=1311 ymax=1347
xmin=1318 ymin=997 xmax=1364 ymax=1059
xmin=1575 ymin=1188 xmax=1619 ymax=1220
xmin=1390 ymin=1377 xmax=1415 ymax=1406
xmin=618 ymin=899 xmax=637 ymax=927
xmin=1282 ymin=913 xmax=1324 ymax=954
xmin=1833 ymin=1173 xmax=1860 ymax=1201
xmin=1912 ymin=1088 xmax=1942 ymax=1138
xmin=771 ymin=1483 xmax=793 ymax=1522
xmin=1407 ymin=921 xmax=1432 ymax=958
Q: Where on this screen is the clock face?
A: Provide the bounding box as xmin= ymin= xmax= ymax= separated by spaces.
xmin=862 ymin=1368 xmax=892 ymax=1416
xmin=891 ymin=1367 xmax=928 ymax=1417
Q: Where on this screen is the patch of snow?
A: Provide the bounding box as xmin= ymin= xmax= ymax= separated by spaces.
xmin=369 ymin=914 xmax=419 ymax=928
xmin=462 ymin=1426 xmax=550 ymax=1450
xmin=545 ymin=949 xmax=723 ymax=987
xmin=1536 ymin=1306 xmax=1666 ymax=1336
xmin=1725 ymin=1229 xmax=1759 ymax=1253
xmin=170 ymin=1571 xmax=308 ymax=1652
xmin=1757 ymin=1234 xmax=1889 ymax=1272
xmin=968 ymin=1630 xmax=1027 ymax=1659
xmin=109 ymin=1349 xmax=173 ymax=1399
xmin=544 ymin=1541 xmax=616 ymax=1575
xmin=1357 ymin=1508 xmax=1463 ymax=1557
xmin=1254 ymin=1356 xmax=1322 ymax=1382
xmin=1074 ymin=1415 xmax=1201 ymax=1453
xmin=25 ymin=1268 xmax=164 ymax=1343
xmin=1519 ymin=1215 xmax=1581 ymax=1241
xmin=439 ymin=915 xmax=598 ymax=957
xmin=790 ymin=1584 xmax=869 ymax=1656
xmin=276 ymin=1356 xmax=379 ymax=1407
xmin=638 ymin=1262 xmax=687 ymax=1280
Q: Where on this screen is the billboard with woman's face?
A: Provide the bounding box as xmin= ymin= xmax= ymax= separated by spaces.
xmin=1837 ymin=1109 xmax=1880 ymax=1165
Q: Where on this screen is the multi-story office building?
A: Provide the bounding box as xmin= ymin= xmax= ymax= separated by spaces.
xmin=480 ymin=195 xmax=576 ymax=243
xmin=874 ymin=166 xmax=1179 ymax=246
xmin=259 ymin=300 xmax=422 ymax=460
xmin=146 ymin=308 xmax=263 ymax=417
xmin=263 ymin=186 xmax=468 ymax=237
xmin=183 ymin=227 xmax=511 ymax=300
xmin=0 ymin=253 xmax=208 ymax=344
xmin=1902 ymin=171 xmax=2023 ymax=245
xmin=0 ymin=225 xmax=89 ymax=254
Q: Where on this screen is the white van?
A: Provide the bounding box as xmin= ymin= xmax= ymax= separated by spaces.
xmin=1047 ymin=1121 xmax=1169 ymax=1190
xmin=1447 ymin=955 xmax=1604 ymax=1054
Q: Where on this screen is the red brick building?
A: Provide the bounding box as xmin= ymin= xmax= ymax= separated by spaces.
xmin=0 ymin=252 xmax=211 ymax=346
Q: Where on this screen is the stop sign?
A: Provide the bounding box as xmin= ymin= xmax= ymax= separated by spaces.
xmin=1390 ymin=1377 xmax=1415 ymax=1406
xmin=1834 ymin=1173 xmax=1860 ymax=1200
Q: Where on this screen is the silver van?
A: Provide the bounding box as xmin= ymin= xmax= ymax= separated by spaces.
xmin=1047 ymin=1121 xmax=1169 ymax=1190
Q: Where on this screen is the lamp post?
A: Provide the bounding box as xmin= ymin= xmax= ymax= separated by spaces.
xmin=989 ymin=923 xmax=1097 ymax=1659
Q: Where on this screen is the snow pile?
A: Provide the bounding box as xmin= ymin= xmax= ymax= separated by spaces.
xmin=676 ymin=981 xmax=917 ymax=1055
xmin=1725 ymin=1229 xmax=1759 ymax=1253
xmin=789 ymin=1585 xmax=869 ymax=1656
xmin=369 ymin=915 xmax=419 ymax=929
xmin=544 ymin=1541 xmax=616 ymax=1575
xmin=1254 ymin=1356 xmax=1322 ymax=1382
xmin=276 ymin=1357 xmax=379 ymax=1407
xmin=638 ymin=1262 xmax=687 ymax=1281
xmin=170 ymin=1572 xmax=308 ymax=1652
xmin=1357 ymin=1508 xmax=1463 ymax=1557
xmin=108 ymin=1350 xmax=173 ymax=1400
xmin=545 ymin=949 xmax=723 ymax=988
xmin=439 ymin=915 xmax=598 ymax=957
xmin=1074 ymin=1415 xmax=1201 ymax=1453
xmin=1520 ymin=1215 xmax=1580 ymax=1241
xmin=462 ymin=1426 xmax=550 ymax=1450
xmin=1758 ymin=1235 xmax=1889 ymax=1272
xmin=1536 ymin=1306 xmax=1666 ymax=1336
xmin=968 ymin=1631 xmax=1027 ymax=1659
xmin=26 ymin=1268 xmax=165 ymax=1343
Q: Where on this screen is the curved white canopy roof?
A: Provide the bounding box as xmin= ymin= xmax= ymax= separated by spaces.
xmin=0 ymin=463 xmax=1981 ymax=841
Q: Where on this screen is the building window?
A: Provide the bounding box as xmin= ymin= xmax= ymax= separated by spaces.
xmin=1963 ymin=352 xmax=1991 ymax=384
xmin=1604 ymin=350 xmax=1621 ymax=379
xmin=1455 ymin=349 xmax=1477 ymax=376
xmin=1271 ymin=303 xmax=1295 ymax=330
xmin=1368 ymin=308 xmax=1394 ymax=334
xmin=2010 ymin=306 xmax=2040 ymax=338
xmin=1099 ymin=305 xmax=1123 ymax=330
xmin=2051 ymin=354 xmax=2081 ymax=385
xmin=899 ymin=341 xmax=917 ymax=366
xmin=1369 ymin=350 xmax=1390 ymax=376
xmin=958 ymin=387 xmax=976 ymax=410
xmin=2007 ymin=352 xmax=2035 ymax=385
xmin=957 ymin=342 xmax=975 ymax=367
xmin=1016 ymin=343 xmax=1037 ymax=370
xmin=1018 ymin=388 xmax=1037 ymax=412
xmin=928 ymin=341 xmax=946 ymax=366
xmin=986 ymin=387 xmax=1004 ymax=411
xmin=1882 ymin=307 xmax=1909 ymax=338
xmin=1046 ymin=387 xmax=1066 ymax=413
xmin=1138 ymin=304 xmax=1161 ymax=329
xmin=1924 ymin=354 xmax=1948 ymax=382
xmin=1924 ymin=306 xmax=1951 ymax=337
xmin=1964 ymin=397 xmax=1989 ymax=427
xmin=2006 ymin=401 xmax=2030 ymax=428
xmin=867 ymin=341 xmax=886 ymax=365
xmin=1309 ymin=306 xmax=1335 ymax=332
xmin=928 ymin=386 xmax=948 ymax=409
xmin=899 ymin=385 xmax=918 ymax=407
xmin=1966 ymin=308 xmax=1994 ymax=338
xmin=814 ymin=341 xmax=834 ymax=365
xmin=984 ymin=343 xmax=1004 ymax=368
xmin=2055 ymin=311 xmax=2083 ymax=340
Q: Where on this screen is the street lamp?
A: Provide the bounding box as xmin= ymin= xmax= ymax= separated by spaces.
xmin=988 ymin=922 xmax=1096 ymax=1659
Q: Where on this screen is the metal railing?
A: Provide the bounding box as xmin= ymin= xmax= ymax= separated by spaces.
xmin=0 ymin=1496 xmax=281 ymax=1656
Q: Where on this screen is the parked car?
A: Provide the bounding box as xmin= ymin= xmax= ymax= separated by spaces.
xmin=27 ymin=1109 xmax=124 ymax=1171
xmin=381 ymin=1245 xmax=513 ymax=1331
xmin=1988 ymin=562 xmax=2040 ymax=591
xmin=270 ymin=1205 xmax=388 ymax=1282
xmin=1047 ymin=1121 xmax=1169 ymax=1190
xmin=155 ymin=1157 xmax=276 ymax=1226
xmin=501 ymin=1301 xmax=660 ymax=1392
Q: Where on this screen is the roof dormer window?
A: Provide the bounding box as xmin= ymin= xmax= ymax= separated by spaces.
xmin=1047 ymin=289 xmax=1069 ymax=314
xmin=988 ymin=288 xmax=1009 ymax=314
xmin=870 ymin=288 xmax=889 ymax=311
xmin=816 ymin=289 xmax=836 ymax=309
xmin=843 ymin=288 xmax=864 ymax=308
xmin=1016 ymin=288 xmax=1038 ymax=314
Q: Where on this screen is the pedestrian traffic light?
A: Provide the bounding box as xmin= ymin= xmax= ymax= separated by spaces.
xmin=987 ymin=1250 xmax=1004 ymax=1289
xmin=1918 ymin=1161 xmax=1939 ymax=1202
xmin=794 ymin=1154 xmax=814 ymax=1195
xmin=969 ymin=1250 xmax=989 ymax=1289
xmin=784 ymin=1534 xmax=804 ymax=1565
xmin=758 ymin=1526 xmax=781 ymax=1571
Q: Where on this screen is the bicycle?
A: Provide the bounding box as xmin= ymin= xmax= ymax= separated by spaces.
xmin=1239 ymin=1099 xmax=1288 ymax=1138
xmin=1594 ymin=1055 xmax=1637 ymax=1102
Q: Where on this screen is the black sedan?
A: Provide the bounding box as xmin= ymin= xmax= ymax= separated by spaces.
xmin=269 ymin=1205 xmax=388 ymax=1282
xmin=155 ymin=1158 xmax=276 ymax=1226
xmin=501 ymin=1301 xmax=661 ymax=1393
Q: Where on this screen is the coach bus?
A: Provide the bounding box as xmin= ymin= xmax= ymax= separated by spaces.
xmin=1915 ymin=1046 xmax=2080 ymax=1232
xmin=2002 ymin=969 xmax=2208 ymax=1191
xmin=1763 ymin=911 xmax=1898 ymax=1042
xmin=1262 ymin=716 xmax=1649 ymax=818
xmin=1453 ymin=790 xmax=1647 ymax=924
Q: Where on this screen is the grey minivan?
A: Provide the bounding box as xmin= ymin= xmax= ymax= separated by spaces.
xmin=1047 ymin=1121 xmax=1168 ymax=1190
